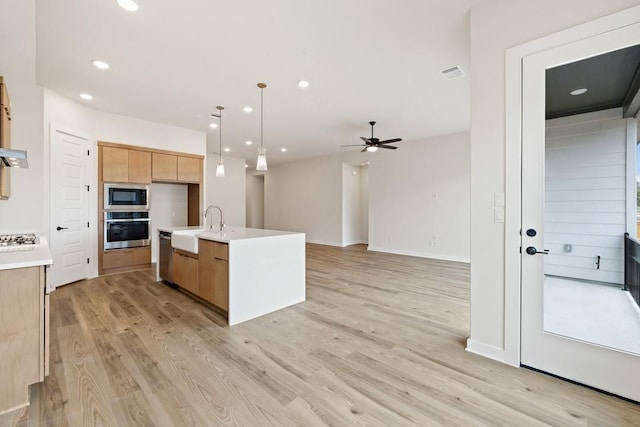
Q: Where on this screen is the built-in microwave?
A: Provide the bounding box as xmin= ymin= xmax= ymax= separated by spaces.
xmin=104 ymin=183 xmax=149 ymax=210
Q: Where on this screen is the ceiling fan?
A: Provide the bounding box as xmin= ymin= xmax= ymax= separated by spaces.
xmin=342 ymin=121 xmax=402 ymax=152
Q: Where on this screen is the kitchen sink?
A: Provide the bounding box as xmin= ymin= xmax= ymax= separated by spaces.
xmin=171 ymin=229 xmax=205 ymax=254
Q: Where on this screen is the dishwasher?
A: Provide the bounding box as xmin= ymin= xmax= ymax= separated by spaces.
xmin=158 ymin=231 xmax=174 ymax=283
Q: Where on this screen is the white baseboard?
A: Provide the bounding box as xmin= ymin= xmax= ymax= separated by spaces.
xmin=306 ymin=239 xmax=344 ymax=247
xmin=465 ymin=338 xmax=506 ymax=363
xmin=342 ymin=240 xmax=368 ymax=247
xmin=366 ymin=246 xmax=470 ymax=264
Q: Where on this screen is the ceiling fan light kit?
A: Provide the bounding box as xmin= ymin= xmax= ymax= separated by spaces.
xmin=256 ymin=82 xmax=268 ymax=171
xmin=341 ymin=121 xmax=402 ymax=153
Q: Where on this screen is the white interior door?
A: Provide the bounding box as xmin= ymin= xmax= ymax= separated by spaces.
xmin=521 ymin=22 xmax=640 ymax=402
xmin=50 ymin=127 xmax=89 ymax=288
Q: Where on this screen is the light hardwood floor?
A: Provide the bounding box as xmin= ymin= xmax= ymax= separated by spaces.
xmin=1 ymin=244 xmax=639 ymax=426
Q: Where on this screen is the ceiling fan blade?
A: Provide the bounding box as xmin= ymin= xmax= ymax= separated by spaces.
xmin=380 ymin=138 xmax=402 ymax=144
xmin=360 ymin=137 xmax=371 ymax=143
xmin=378 ymin=145 xmax=398 ymax=150
xmin=361 ymin=147 xmax=368 ymax=153
xmin=341 ymin=144 xmax=365 ymax=147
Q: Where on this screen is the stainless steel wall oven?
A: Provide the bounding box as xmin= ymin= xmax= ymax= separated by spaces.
xmin=104 ymin=211 xmax=151 ymax=250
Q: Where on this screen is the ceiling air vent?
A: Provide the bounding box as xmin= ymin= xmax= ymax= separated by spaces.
xmin=440 ymin=65 xmax=465 ymax=80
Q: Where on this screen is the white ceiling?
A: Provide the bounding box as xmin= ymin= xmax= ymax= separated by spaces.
xmin=35 ymin=0 xmax=481 ymax=167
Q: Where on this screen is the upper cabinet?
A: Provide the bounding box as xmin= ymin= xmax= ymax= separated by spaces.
xmin=177 ymin=156 xmax=201 ymax=182
xmin=0 ymin=76 xmax=11 ymax=200
xmin=152 ymin=153 xmax=201 ymax=183
xmin=152 ymin=153 xmax=177 ymax=181
xmin=101 ymin=146 xmax=151 ymax=183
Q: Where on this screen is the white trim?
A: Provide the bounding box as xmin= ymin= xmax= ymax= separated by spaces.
xmin=504 ymin=4 xmax=640 ymax=368
xmin=367 ymin=246 xmax=470 ymax=264
xmin=465 ymin=339 xmax=506 ymax=363
xmin=306 ymin=239 xmax=344 ymax=247
xmin=626 ymin=117 xmax=638 ymax=236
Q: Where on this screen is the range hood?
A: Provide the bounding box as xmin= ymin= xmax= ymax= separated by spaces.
xmin=0 ymin=148 xmax=28 ymax=168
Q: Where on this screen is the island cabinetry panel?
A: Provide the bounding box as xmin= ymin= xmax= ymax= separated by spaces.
xmin=152 ymin=153 xmax=177 ymax=181
xmin=101 ymin=147 xmax=151 ymax=184
xmin=198 ymin=239 xmax=228 ymax=310
xmin=0 ymin=266 xmax=47 ymax=414
xmin=172 ymin=249 xmax=198 ymax=294
xmin=0 ymin=76 xmax=11 ymax=200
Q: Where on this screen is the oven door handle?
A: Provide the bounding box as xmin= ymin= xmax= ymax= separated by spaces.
xmin=104 ymin=218 xmax=151 ymax=223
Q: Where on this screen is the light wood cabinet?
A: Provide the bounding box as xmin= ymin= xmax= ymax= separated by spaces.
xmin=102 ymin=147 xmax=151 ymax=183
xmin=0 ymin=266 xmax=48 ymax=413
xmin=153 ymin=154 xmax=201 ymax=183
xmin=127 ymin=150 xmax=152 ymax=183
xmin=198 ymin=239 xmax=229 ymax=310
xmin=102 ymin=246 xmax=151 ymax=271
xmin=172 ymin=250 xmax=199 ymax=294
xmin=1 ymin=76 xmax=11 ymax=200
xmin=152 ymin=153 xmax=177 ymax=181
xmin=177 ymin=156 xmax=201 ymax=182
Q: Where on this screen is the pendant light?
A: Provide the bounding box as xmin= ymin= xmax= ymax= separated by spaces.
xmin=256 ymin=82 xmax=268 ymax=171
xmin=215 ymin=105 xmax=225 ymax=178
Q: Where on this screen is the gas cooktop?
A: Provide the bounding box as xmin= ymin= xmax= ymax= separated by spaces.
xmin=0 ymin=233 xmax=37 ymax=246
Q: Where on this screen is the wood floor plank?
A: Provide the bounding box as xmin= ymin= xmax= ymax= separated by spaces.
xmin=3 ymin=243 xmax=639 ymax=426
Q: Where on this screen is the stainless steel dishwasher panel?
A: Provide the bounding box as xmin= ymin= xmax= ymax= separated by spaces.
xmin=159 ymin=231 xmax=173 ymax=283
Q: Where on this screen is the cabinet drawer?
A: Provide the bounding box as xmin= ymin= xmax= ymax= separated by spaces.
xmin=214 ymin=242 xmax=228 ymax=260
xmin=102 ymin=246 xmax=151 ymax=270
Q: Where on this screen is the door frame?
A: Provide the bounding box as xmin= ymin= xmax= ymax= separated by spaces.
xmin=48 ymin=123 xmax=96 ymax=289
xmin=504 ymin=5 xmax=640 ymax=366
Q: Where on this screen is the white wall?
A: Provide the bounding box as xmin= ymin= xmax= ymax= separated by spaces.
xmin=545 ymin=109 xmax=629 ymax=285
xmin=246 ymin=174 xmax=264 ymax=228
xmin=205 ymin=155 xmax=246 ymax=229
xmin=359 ymin=165 xmax=369 ymax=243
xmin=265 ymin=132 xmax=470 ymax=261
xmin=342 ymin=163 xmax=363 ymax=246
xmin=468 ymin=0 xmax=640 ymax=362
xmin=150 ymin=183 xmax=188 ymax=263
xmin=0 ymin=0 xmax=45 ymax=233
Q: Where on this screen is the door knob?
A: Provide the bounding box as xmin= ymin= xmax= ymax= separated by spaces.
xmin=526 ymin=229 xmax=537 ymax=237
xmin=56 ymin=226 xmax=69 ymax=231
xmin=526 ymin=246 xmax=549 ymax=255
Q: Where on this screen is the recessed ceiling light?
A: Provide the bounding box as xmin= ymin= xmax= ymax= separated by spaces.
xmin=245 ymin=140 xmax=253 ymax=146
xmin=92 ymin=60 xmax=110 ymax=70
xmin=243 ymin=106 xmax=253 ymax=113
xmin=570 ymin=88 xmax=588 ymax=96
xmin=117 ymin=0 xmax=139 ymax=12
xmin=297 ymin=80 xmax=310 ymax=88
xmin=366 ymin=146 xmax=378 ymax=153
xmin=209 ymin=123 xmax=218 ymax=129
xmin=80 ymin=93 xmax=93 ymax=100
xmin=245 ymin=164 xmax=249 ymax=168
xmin=280 ymin=148 xmax=287 ymax=152
xmin=224 ymin=148 xmax=231 ymax=152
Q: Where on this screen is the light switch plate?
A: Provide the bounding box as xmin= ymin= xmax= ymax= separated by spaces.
xmin=494 ymin=207 xmax=505 ymax=223
xmin=494 ymin=192 xmax=505 ymax=207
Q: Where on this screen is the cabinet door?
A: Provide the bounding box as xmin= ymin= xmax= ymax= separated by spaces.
xmin=198 ymin=239 xmax=216 ymax=304
xmin=102 ymin=147 xmax=129 ymax=182
xmin=213 ymin=259 xmax=228 ymax=310
xmin=0 ymin=104 xmax=10 ymax=199
xmin=173 ymin=251 xmax=198 ymax=294
xmin=177 ymin=156 xmax=201 ymax=182
xmin=152 ymin=153 xmax=177 ymax=181
xmin=128 ymin=150 xmax=151 ymax=183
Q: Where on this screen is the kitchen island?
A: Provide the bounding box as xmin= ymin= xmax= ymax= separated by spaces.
xmin=0 ymin=236 xmax=52 ymax=414
xmin=158 ymin=226 xmax=305 ymax=325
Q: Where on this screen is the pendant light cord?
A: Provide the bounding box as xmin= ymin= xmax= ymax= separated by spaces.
xmin=260 ymin=85 xmax=264 ymax=149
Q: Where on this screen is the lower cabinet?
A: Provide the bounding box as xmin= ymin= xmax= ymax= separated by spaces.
xmin=198 ymin=240 xmax=229 ymax=311
xmin=172 ymin=250 xmax=198 ymax=294
xmin=0 ymin=266 xmax=48 ymax=414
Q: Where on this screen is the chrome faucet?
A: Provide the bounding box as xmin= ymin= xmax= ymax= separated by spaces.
xmin=204 ymin=205 xmax=225 ymax=231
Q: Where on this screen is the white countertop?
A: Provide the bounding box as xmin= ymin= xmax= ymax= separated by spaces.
xmin=0 ymin=236 xmax=53 ymax=271
xmin=159 ymin=225 xmax=303 ymax=243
